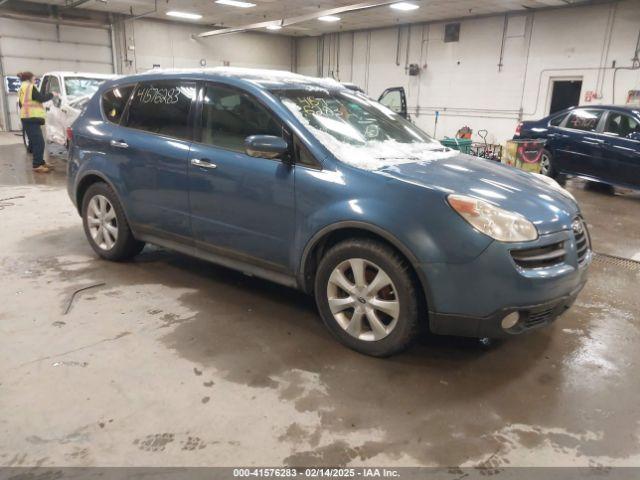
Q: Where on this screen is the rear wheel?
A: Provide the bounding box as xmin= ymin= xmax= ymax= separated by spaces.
xmin=540 ymin=149 xmax=556 ymax=178
xmin=315 ymin=239 xmax=419 ymax=357
xmin=81 ymin=182 xmax=145 ymax=261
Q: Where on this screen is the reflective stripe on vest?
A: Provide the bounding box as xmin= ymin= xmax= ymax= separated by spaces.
xmin=19 ymin=82 xmax=46 ymax=120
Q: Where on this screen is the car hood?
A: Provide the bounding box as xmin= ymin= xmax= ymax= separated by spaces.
xmin=376 ymin=152 xmax=579 ymax=235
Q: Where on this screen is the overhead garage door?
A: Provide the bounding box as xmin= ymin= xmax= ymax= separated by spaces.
xmin=0 ymin=17 xmax=114 ymax=131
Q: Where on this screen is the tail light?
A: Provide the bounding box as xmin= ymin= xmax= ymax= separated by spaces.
xmin=66 ymin=127 xmax=73 ymax=143
xmin=515 ymin=122 xmax=523 ymax=136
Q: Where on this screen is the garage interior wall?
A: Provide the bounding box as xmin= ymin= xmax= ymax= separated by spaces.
xmin=296 ymin=0 xmax=640 ymax=143
xmin=0 ymin=15 xmax=294 ymax=132
xmin=114 ymin=18 xmax=294 ymax=75
xmin=0 ymin=16 xmax=114 ymax=131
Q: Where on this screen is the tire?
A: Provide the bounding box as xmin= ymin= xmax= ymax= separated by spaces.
xmin=314 ymin=239 xmax=420 ymax=357
xmin=540 ymin=149 xmax=557 ymax=178
xmin=81 ymin=182 xmax=145 ymax=261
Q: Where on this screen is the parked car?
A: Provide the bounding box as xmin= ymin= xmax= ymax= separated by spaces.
xmin=514 ymin=105 xmax=640 ymax=189
xmin=67 ymin=68 xmax=591 ymax=356
xmin=39 ymin=71 xmax=115 ymax=148
xmin=341 ymin=83 xmax=410 ymax=120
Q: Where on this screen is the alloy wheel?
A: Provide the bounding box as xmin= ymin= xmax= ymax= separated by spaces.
xmin=540 ymin=153 xmax=551 ymax=175
xmin=326 ymin=258 xmax=400 ymax=341
xmin=87 ymin=195 xmax=118 ymax=250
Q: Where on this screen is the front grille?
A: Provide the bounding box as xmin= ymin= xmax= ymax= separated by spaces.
xmin=511 ymin=242 xmax=566 ymax=269
xmin=524 ymin=306 xmax=556 ymax=328
xmin=573 ymin=217 xmax=590 ymax=265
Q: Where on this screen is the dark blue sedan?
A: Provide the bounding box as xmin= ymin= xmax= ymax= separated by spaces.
xmin=514 ymin=105 xmax=640 ymax=189
xmin=67 ymin=68 xmax=590 ymax=356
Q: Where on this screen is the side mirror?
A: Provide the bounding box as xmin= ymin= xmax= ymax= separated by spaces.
xmin=244 ymin=135 xmax=288 ymax=159
xmin=52 ymin=96 xmax=62 ymax=108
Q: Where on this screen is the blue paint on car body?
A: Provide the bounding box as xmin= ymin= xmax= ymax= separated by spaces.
xmin=68 ymin=68 xmax=591 ymax=343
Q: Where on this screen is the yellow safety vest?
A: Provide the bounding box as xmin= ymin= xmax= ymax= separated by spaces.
xmin=19 ymin=81 xmax=46 ymax=120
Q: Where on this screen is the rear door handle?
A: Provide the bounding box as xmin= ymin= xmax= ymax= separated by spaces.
xmin=584 ymin=137 xmax=605 ymax=145
xmin=191 ymin=158 xmax=217 ymax=169
xmin=110 ymin=139 xmax=129 ymax=149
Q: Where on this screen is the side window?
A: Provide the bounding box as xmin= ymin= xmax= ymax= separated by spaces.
xmin=102 ymin=85 xmax=135 ymax=124
xmin=295 ymin=138 xmax=320 ymax=169
xmin=125 ymin=81 xmax=196 ymax=139
xmin=379 ymin=90 xmax=402 ymax=113
xmin=604 ymin=112 xmax=640 ymax=138
xmin=200 ymin=84 xmax=282 ymax=153
xmin=48 ymin=76 xmax=61 ymax=95
xmin=564 ymin=109 xmax=603 ymax=132
xmin=549 ymin=114 xmax=566 ymax=126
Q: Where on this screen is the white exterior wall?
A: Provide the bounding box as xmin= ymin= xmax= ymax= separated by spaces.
xmin=120 ymin=19 xmax=294 ymax=74
xmin=295 ymin=0 xmax=640 ymax=144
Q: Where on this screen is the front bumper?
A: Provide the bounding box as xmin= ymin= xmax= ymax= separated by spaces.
xmin=420 ymin=228 xmax=591 ymax=338
xmin=429 ymin=280 xmax=586 ymax=338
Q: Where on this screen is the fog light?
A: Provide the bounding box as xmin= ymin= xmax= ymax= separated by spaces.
xmin=501 ymin=312 xmax=520 ymax=330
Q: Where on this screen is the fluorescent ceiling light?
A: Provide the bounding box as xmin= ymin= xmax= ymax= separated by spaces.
xmin=166 ymin=10 xmax=203 ymax=20
xmin=215 ymin=0 xmax=256 ymax=7
xmin=266 ymin=25 xmax=282 ymax=30
xmin=318 ymin=15 xmax=341 ymax=22
xmin=390 ymin=2 xmax=420 ymax=10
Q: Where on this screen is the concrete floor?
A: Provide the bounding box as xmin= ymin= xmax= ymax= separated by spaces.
xmin=1 ymin=132 xmax=639 ymax=468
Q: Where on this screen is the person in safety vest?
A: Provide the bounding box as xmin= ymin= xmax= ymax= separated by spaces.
xmin=18 ymin=71 xmax=58 ymax=173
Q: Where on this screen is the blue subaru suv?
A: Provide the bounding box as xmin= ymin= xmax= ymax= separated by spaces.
xmin=68 ymin=68 xmax=591 ymax=356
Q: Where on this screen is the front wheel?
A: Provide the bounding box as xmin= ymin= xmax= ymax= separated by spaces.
xmin=81 ymin=182 xmax=145 ymax=261
xmin=314 ymin=239 xmax=420 ymax=357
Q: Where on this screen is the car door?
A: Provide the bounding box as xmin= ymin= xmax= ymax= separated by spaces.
xmin=188 ymin=82 xmax=295 ymax=270
xmin=601 ymin=110 xmax=640 ymax=187
xmin=114 ymin=79 xmax=197 ymax=240
xmin=378 ymin=87 xmax=407 ymax=119
xmin=43 ymin=74 xmax=66 ymax=145
xmin=553 ymin=108 xmax=605 ymax=177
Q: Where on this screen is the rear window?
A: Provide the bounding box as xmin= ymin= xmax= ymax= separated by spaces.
xmin=125 ymin=81 xmax=196 ymax=140
xmin=564 ymin=109 xmax=603 ymax=132
xmin=549 ymin=113 xmax=566 ymax=126
xmin=102 ymin=85 xmax=134 ymax=124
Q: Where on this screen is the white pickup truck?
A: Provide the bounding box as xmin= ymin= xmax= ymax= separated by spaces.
xmin=39 ymin=71 xmax=115 ymax=148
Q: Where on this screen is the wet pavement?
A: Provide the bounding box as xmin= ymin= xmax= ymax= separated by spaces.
xmin=1 ymin=132 xmax=639 ymax=467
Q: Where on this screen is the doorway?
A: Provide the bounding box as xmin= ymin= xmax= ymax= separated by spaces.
xmin=549 ymin=79 xmax=582 ymax=114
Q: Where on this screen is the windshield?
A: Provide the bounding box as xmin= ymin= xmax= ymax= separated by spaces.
xmin=64 ymin=77 xmax=106 ymax=98
xmin=274 ymin=89 xmax=450 ymax=170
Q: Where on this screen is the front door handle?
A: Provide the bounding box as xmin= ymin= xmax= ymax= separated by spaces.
xmin=110 ymin=139 xmax=129 ymax=149
xmin=191 ymin=158 xmax=217 ymax=169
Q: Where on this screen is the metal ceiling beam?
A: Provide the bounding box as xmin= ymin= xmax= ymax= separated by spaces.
xmin=62 ymin=0 xmax=92 ymax=8
xmin=197 ymin=0 xmax=402 ymax=38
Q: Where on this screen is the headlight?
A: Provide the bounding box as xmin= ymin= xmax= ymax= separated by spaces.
xmin=447 ymin=194 xmax=538 ymax=242
xmin=531 ymin=173 xmax=576 ymax=203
